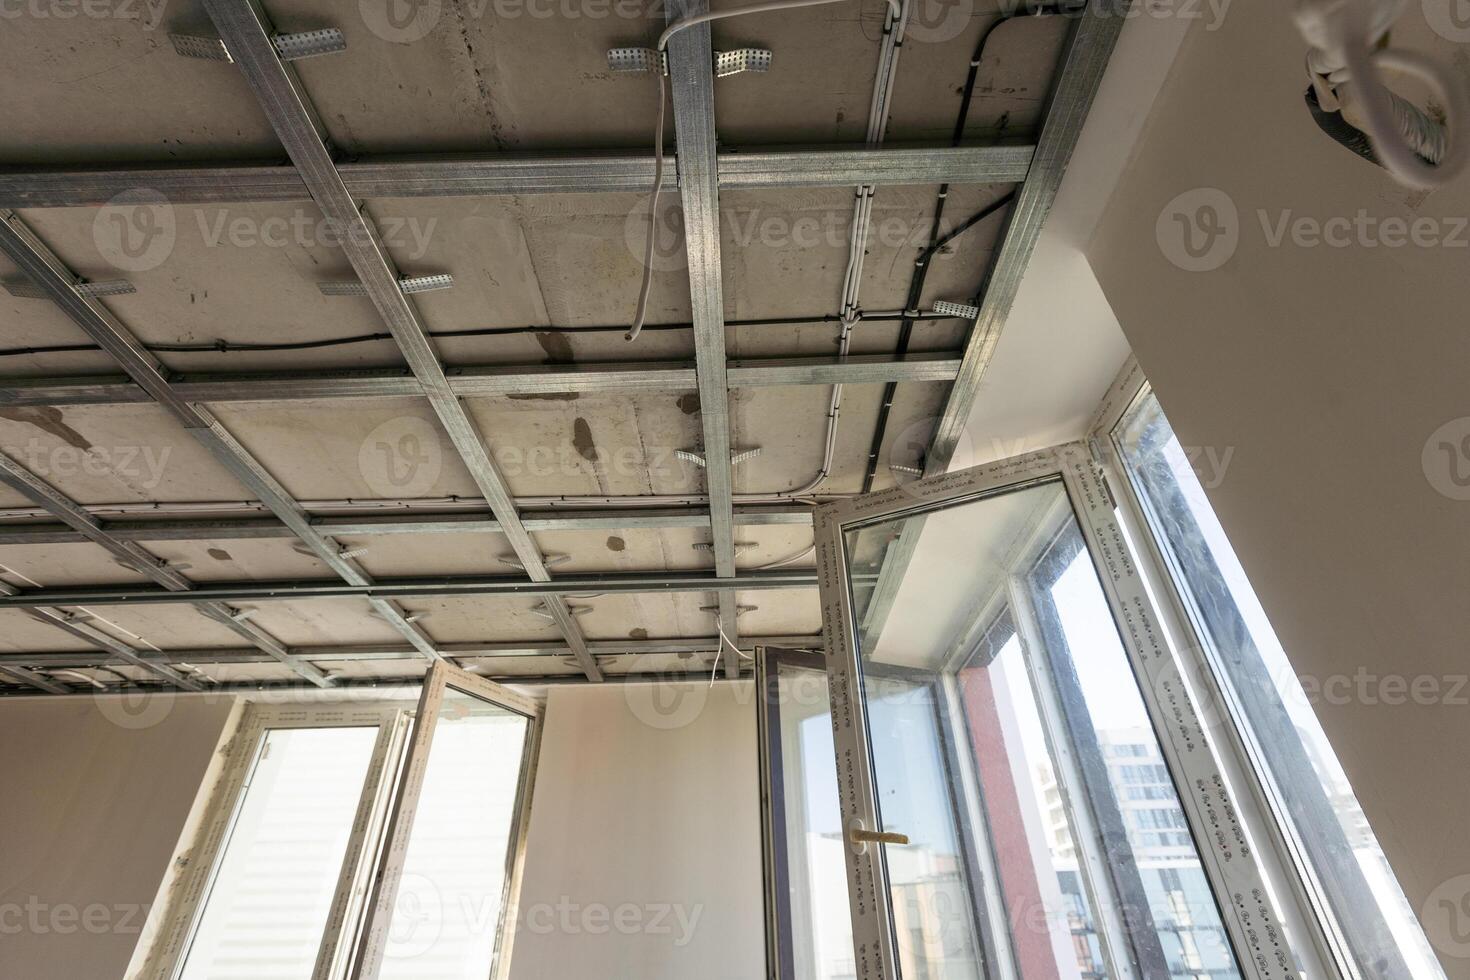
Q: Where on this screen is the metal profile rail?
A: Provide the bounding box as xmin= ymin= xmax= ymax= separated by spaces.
xmin=0 ymin=354 xmax=964 ymax=408
xmin=0 ymin=211 xmax=441 ymax=667
xmin=0 ymin=450 xmax=332 ymax=688
xmin=0 ymin=577 xmax=202 ymax=690
xmin=0 ymin=633 xmax=825 ymax=671
xmin=0 ymin=504 xmax=815 ymax=546
xmin=664 ymin=0 xmax=740 ymax=677
xmin=0 ymin=144 xmax=1033 ymax=208
xmin=857 ymin=0 xmax=1125 ymax=651
xmin=202 ymin=0 xmax=602 ymax=680
xmin=0 ymin=567 xmax=824 ymax=609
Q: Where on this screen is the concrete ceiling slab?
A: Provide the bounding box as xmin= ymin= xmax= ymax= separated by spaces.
xmin=0 ymin=542 xmax=152 ymax=587
xmin=240 ymin=597 xmax=410 ymax=646
xmin=0 ymin=611 xmax=97 ymax=653
xmin=407 ymin=596 xmax=563 ymax=644
xmin=0 ymin=0 xmax=280 ymax=164
xmin=85 ymin=603 xmax=253 ymax=649
xmin=0 ymin=0 xmax=1122 ymax=688
xmin=0 ymin=402 xmax=257 ymax=503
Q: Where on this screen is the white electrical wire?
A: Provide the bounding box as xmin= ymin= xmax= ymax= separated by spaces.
xmin=1296 ymin=0 xmax=1469 ymax=188
xmin=628 ymin=0 xmax=903 ymax=341
xmin=708 ymin=614 xmax=755 ymax=687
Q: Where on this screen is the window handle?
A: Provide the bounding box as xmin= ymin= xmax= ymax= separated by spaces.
xmin=846 ymin=816 xmax=911 ymax=853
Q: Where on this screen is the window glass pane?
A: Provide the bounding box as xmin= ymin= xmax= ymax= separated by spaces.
xmin=179 ymin=726 xmax=378 ymax=980
xmin=955 ymin=619 xmax=1111 ymax=980
xmin=774 ymin=662 xmax=856 ymax=980
xmin=379 ymin=688 xmax=531 ymax=980
xmin=1115 ymin=391 xmax=1444 ymax=978
xmin=1028 ymin=524 xmax=1241 ymax=980
xmin=866 ymin=673 xmax=985 ymax=979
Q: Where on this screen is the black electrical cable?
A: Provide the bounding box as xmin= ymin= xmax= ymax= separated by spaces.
xmin=0 ymin=312 xmax=958 ymax=359
xmin=859 ymin=4 xmax=1073 ymax=491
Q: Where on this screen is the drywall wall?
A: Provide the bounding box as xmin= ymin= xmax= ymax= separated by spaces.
xmin=509 ymin=681 xmax=764 ymax=980
xmin=0 ymin=694 xmax=237 ymax=978
xmin=1088 ymin=3 xmax=1470 ymax=975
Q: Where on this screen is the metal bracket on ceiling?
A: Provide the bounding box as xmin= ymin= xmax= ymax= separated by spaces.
xmin=715 ymin=48 xmax=773 ymax=78
xmin=368 ymin=607 xmax=429 ymax=624
xmin=676 ymin=447 xmax=761 ymax=468
xmin=700 ymin=603 xmax=757 ymax=615
xmin=292 ymin=543 xmax=369 ymax=561
xmin=693 ymin=541 xmax=756 ymax=555
xmin=530 ymin=600 xmax=591 ymax=620
xmin=932 ymin=299 xmax=980 ymax=320
xmin=606 ymin=47 xmax=771 ymax=78
xmin=3 ymin=278 xmax=135 ymax=299
xmin=498 ymin=554 xmax=572 ymax=571
xmin=169 ymin=29 xmax=347 ymax=65
xmin=318 ymin=274 xmax=454 ymax=297
xmin=114 ymin=555 xmax=191 ymax=575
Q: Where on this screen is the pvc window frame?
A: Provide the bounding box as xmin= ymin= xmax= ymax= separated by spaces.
xmin=1086 ymin=359 xmax=1414 ymax=980
xmin=812 ymin=442 xmax=1306 ymax=980
xmin=139 ymin=660 xmax=543 ymax=980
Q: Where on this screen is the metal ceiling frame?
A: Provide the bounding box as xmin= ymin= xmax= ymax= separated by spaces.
xmin=0 ymin=576 xmax=199 ymax=691
xmin=201 ymin=0 xmax=603 ymax=681
xmin=0 ymin=211 xmax=442 ymax=668
xmin=0 ymin=354 xmax=963 ymax=408
xmin=854 ymin=0 xmax=1124 ymax=653
xmin=0 ymin=450 xmax=332 ymax=687
xmin=0 ymin=2 xmax=1123 ymax=694
xmin=664 ymin=0 xmax=742 ymax=677
xmin=0 ymin=144 xmax=1033 ymax=208
xmin=0 ymin=634 xmax=823 ymax=671
xmin=0 ymin=567 xmax=822 ymax=608
xmin=0 ymin=505 xmax=813 ymax=546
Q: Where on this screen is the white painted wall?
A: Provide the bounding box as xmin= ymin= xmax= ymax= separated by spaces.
xmin=0 ymin=695 xmax=237 ymax=979
xmin=509 ymin=681 xmax=765 ymax=980
xmin=1086 ymin=3 xmax=1470 ymax=975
